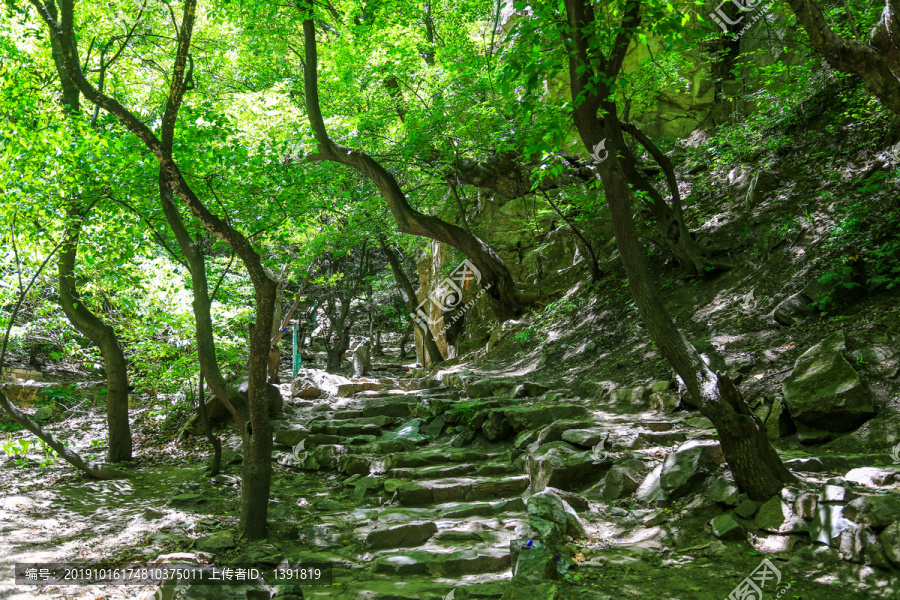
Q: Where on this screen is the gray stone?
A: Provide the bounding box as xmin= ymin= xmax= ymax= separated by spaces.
xmin=765 ymin=395 xmax=795 ymax=439
xmin=819 ymin=485 xmax=857 ymax=504
xmin=512 ymin=542 xmax=558 ymax=582
xmin=794 ymin=493 xmax=818 ymax=520
xmin=651 ymin=380 xmax=673 ymax=393
xmin=527 ymin=441 xmax=608 ymax=492
xmin=711 ymin=514 xmax=745 ymax=540
xmin=33 ymin=407 xmax=53 ymax=422
xmin=365 ymin=521 xmax=437 ymax=550
xmin=503 ymin=404 xmax=590 ymax=432
xmin=880 ymin=522 xmax=900 ymax=567
xmin=773 ymin=293 xmax=816 ymax=326
xmin=659 ymin=440 xmax=725 ymax=498
xmin=465 ymin=378 xmax=516 ymax=399
xmin=352 ymin=340 xmax=372 ymax=378
xmin=482 ymin=410 xmax=513 ymax=441
xmin=596 ymin=459 xmax=644 ymax=501
xmin=423 ymin=417 xmax=445 ymax=439
xmin=144 ymin=508 xmax=164 ymax=519
xmin=634 ymin=464 xmax=666 ymax=507
xmin=237 ymin=380 xmax=283 ymax=420
xmin=528 ymin=516 xmax=564 ymax=549
xmin=706 ymin=477 xmax=740 ymax=506
xmin=167 ymin=493 xmax=203 ymax=507
xmin=843 ymin=495 xmax=900 ymax=528
xmin=291 ymin=374 xmax=323 ymax=398
xmin=560 ymin=428 xmax=606 ymax=448
xmin=450 ymin=426 xmax=476 ymax=447
xmin=844 ymin=467 xmax=900 ymax=487
xmin=514 ymin=382 xmax=550 ymax=398
xmin=756 ymin=496 xmax=806 ymax=534
xmin=782 ymin=331 xmax=876 ymax=431
xmin=810 ymin=503 xmax=853 ymax=546
xmin=649 ymin=392 xmax=680 ymax=413
xmin=526 ymin=489 xmax=586 ymax=539
xmin=536 ymin=420 xmax=594 ymax=446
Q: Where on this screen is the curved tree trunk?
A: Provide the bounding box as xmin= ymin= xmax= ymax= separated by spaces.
xmin=562 ymin=0 xmax=795 ymax=500
xmin=31 ymin=0 xmax=276 ymax=538
xmin=379 ymin=239 xmax=444 ymax=364
xmin=58 ymin=211 xmax=132 ymax=462
xmin=300 ymin=13 xmax=527 ymax=321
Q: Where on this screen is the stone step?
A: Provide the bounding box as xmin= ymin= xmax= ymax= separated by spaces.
xmin=436 ymin=498 xmax=527 ymax=519
xmin=385 ymin=475 xmax=530 ymax=505
xmin=387 ymin=462 xmax=519 ymax=480
xmin=386 ymin=449 xmax=508 ymax=469
xmin=371 ymin=545 xmax=511 ymax=577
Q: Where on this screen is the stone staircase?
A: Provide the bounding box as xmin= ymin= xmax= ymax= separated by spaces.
xmin=272 ymin=373 xmax=534 ymax=599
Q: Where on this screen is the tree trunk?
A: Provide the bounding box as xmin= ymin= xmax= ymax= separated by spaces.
xmin=58 ymin=209 xmax=132 ymax=462
xmin=197 ymin=375 xmax=221 ymax=477
xmin=562 ymin=0 xmax=795 ymax=500
xmin=300 ymin=14 xmax=527 ymax=321
xmin=786 ymin=0 xmax=900 ymax=115
xmin=379 ymin=240 xmax=444 ymax=364
xmin=399 ymin=320 xmax=413 ymax=359
xmin=267 ymin=302 xmax=283 ymax=383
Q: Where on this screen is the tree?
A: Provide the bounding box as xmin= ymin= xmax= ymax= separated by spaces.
xmin=29 ymin=0 xmax=277 ymax=538
xmin=554 ymin=0 xmax=795 ymax=499
xmin=299 ymin=3 xmax=532 ymax=321
xmin=786 ymin=0 xmax=900 ymax=115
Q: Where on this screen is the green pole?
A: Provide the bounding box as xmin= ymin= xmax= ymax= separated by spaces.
xmin=292 ymin=323 xmax=299 ymax=379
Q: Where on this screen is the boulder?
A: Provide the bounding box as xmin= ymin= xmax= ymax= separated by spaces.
xmin=560 ymin=428 xmax=607 ymax=448
xmin=634 ymin=464 xmax=666 ymax=507
xmin=527 ymin=441 xmax=608 ymax=492
xmin=880 ymin=522 xmax=900 ymax=567
xmin=843 ymin=495 xmax=900 ymax=528
xmin=195 ymin=531 xmax=235 ymax=552
xmin=844 ymin=467 xmax=900 ymax=487
xmin=526 ymin=490 xmax=586 ymax=539
xmin=465 ymin=378 xmax=516 ymax=399
xmin=504 ymin=404 xmax=590 ymax=432
xmin=756 ymin=496 xmax=807 ymax=534
xmin=290 ymin=373 xmax=323 ymax=398
xmin=352 ymin=340 xmax=372 ymax=378
xmin=365 ymin=521 xmax=437 ymax=550
xmin=649 ymin=392 xmax=679 ymax=413
xmin=773 ymin=293 xmax=816 ymax=326
xmin=765 ymin=395 xmax=795 ymax=439
xmin=810 ymin=503 xmax=853 ymax=546
xmin=706 ymin=477 xmax=740 ymax=506
xmin=511 ymin=541 xmax=558 ymax=582
xmin=658 ymin=440 xmax=725 ymax=498
xmin=482 ymin=410 xmax=514 ymax=441
xmin=782 ymin=331 xmax=875 ymax=431
xmin=536 ymin=420 xmax=594 ymax=446
xmin=595 ymin=458 xmax=645 ymax=501
xmin=711 ymin=514 xmax=744 ymax=541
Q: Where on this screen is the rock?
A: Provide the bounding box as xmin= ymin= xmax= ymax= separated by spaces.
xmin=634 ymin=465 xmax=666 ymax=507
xmin=450 ymin=427 xmax=476 ymax=447
xmin=465 ymin=378 xmax=516 ymax=399
xmin=711 ymin=514 xmax=745 ymax=541
xmin=706 ymin=477 xmax=740 ymax=506
xmin=220 ymin=447 xmax=241 ymax=467
xmin=239 ymin=381 xmax=283 ymax=420
xmin=610 ymin=385 xmax=652 ymax=407
xmin=351 ymin=340 xmax=373 ymax=378
xmin=765 ymin=395 xmax=795 ymax=439
xmin=734 ymin=499 xmax=762 ymax=519
xmin=725 ymin=355 xmax=755 ymax=374
xmin=511 ymin=541 xmax=558 ymax=582
xmin=503 ymin=404 xmax=590 ymax=432
xmin=144 ymin=508 xmax=164 ymax=519
xmin=773 ymin=293 xmax=816 ymax=326
xmin=756 ymin=496 xmax=807 ymax=534
xmin=544 ymin=488 xmax=590 ymax=513
xmin=843 ymin=495 xmax=900 ymax=528
xmin=423 ymin=417 xmax=445 ymax=439
xmin=291 ymin=373 xmax=323 ymax=398
xmin=273 ymin=426 xmax=310 ymax=447
xmin=384 ymin=419 xmax=428 ymax=444
xmin=642 ymin=510 xmax=668 ymax=527
xmin=527 ymin=441 xmax=608 ymax=492
xmin=195 ymin=531 xmax=235 ymax=552
xmin=649 ymin=392 xmax=679 ymax=413
xmin=560 ymin=428 xmax=607 ymax=448
xmin=658 ymin=440 xmax=725 ymax=498
xmin=880 ymin=522 xmax=900 ymax=567
xmin=167 ymin=493 xmax=203 ymax=507
xmin=514 ymin=382 xmax=550 ymax=398
xmin=526 ymin=490 xmax=586 ymax=539
xmin=353 ymin=477 xmax=385 ymax=501
xmin=365 ymin=521 xmax=438 ymax=550
xmin=782 ymin=331 xmax=876 ymax=432
xmin=482 ymin=410 xmax=514 ymax=442
xmin=838 ymin=522 xmax=892 ymax=567
xmin=528 ymin=516 xmax=564 ymax=549
xmin=793 ymin=493 xmax=818 ymax=520
xmin=651 ymin=380 xmax=673 ymax=393
xmin=844 ymin=467 xmax=900 ymax=487
xmin=536 ymin=420 xmax=594 ymax=446
xmin=810 ymin=503 xmax=853 ymax=546
xmin=596 ymin=459 xmax=644 ymax=501
xmin=819 ymin=485 xmax=857 ymax=504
